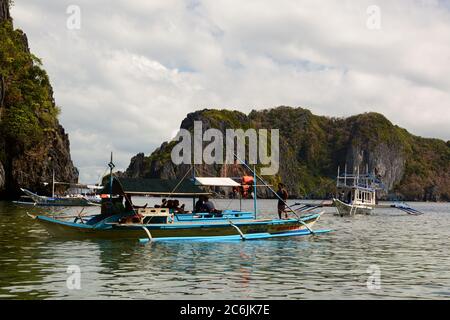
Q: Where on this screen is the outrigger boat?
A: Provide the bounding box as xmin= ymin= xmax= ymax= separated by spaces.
xmin=16 ymin=170 xmax=101 ymax=207
xmin=332 ymin=165 xmax=424 ymax=216
xmin=290 ymin=165 xmax=425 ymax=217
xmin=19 ymin=188 xmax=98 ymax=207
xmin=27 ymin=155 xmax=332 ymax=242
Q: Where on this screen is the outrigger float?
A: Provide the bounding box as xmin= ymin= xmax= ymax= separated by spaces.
xmin=27 ymin=155 xmax=332 ymax=242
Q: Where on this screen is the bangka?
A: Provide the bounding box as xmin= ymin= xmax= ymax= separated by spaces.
xmin=332 ymin=165 xmax=424 ymax=216
xmin=15 ymin=170 xmax=102 ymax=207
xmin=291 ymin=165 xmax=425 ymax=217
xmin=19 ymin=188 xmax=98 ymax=207
xmin=27 ymin=156 xmax=332 ymax=242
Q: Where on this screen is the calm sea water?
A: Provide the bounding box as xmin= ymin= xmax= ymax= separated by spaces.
xmin=0 ymin=198 xmax=449 ymax=300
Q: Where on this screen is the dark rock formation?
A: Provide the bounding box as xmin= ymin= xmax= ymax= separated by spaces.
xmin=0 ymin=0 xmax=10 ymax=21
xmin=122 ymin=153 xmax=146 ymax=178
xmin=0 ymin=0 xmax=78 ymax=199
xmin=122 ymin=107 xmax=450 ymax=201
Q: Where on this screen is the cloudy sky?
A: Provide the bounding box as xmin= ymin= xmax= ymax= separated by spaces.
xmin=10 ymin=0 xmax=450 ymax=183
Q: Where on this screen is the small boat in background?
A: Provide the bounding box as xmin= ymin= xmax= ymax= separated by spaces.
xmin=291 ymin=168 xmax=425 ymax=217
xmin=19 ymin=188 xmax=99 ymax=207
xmin=15 ymin=170 xmax=102 ymax=207
xmin=333 ymin=165 xmax=378 ymax=216
xmin=332 ymin=165 xmax=424 ymax=216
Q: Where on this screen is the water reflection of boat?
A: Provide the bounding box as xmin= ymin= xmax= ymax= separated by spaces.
xmin=28 ymin=156 xmax=331 ymax=242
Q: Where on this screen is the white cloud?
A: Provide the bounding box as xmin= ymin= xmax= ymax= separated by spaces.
xmin=11 ymin=0 xmax=450 ymax=182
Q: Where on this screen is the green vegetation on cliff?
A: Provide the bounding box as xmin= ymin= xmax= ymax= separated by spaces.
xmin=123 ymin=107 xmax=450 ymax=201
xmin=0 ymin=20 xmax=60 ymax=152
xmin=0 ymin=0 xmax=78 ymax=198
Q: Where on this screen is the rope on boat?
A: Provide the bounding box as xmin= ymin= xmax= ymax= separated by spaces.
xmin=228 ymin=220 xmax=246 ymax=241
xmin=167 ymin=167 xmax=193 ymax=199
xmin=233 ymin=153 xmax=316 ymax=235
xmin=142 ymin=226 xmax=153 ymax=241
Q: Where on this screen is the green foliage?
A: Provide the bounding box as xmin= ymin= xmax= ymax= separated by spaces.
xmin=202 ymin=109 xmax=251 ymax=129
xmin=2 ymin=105 xmax=42 ymax=146
xmin=0 ymin=20 xmax=59 ymax=149
xmin=135 ymin=107 xmax=450 ymax=200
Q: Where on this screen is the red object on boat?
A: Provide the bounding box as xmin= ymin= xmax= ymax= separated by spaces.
xmin=241 ymin=176 xmax=254 ymax=185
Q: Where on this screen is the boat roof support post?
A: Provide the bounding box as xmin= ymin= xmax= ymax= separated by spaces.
xmin=344 ymin=163 xmax=347 ymax=186
xmin=192 ymin=165 xmax=196 ymax=213
xmin=253 ymin=165 xmax=257 ymax=218
xmin=52 ymin=169 xmax=55 ymax=198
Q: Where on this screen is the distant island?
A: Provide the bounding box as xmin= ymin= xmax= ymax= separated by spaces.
xmin=120 ymin=108 xmax=450 ymax=201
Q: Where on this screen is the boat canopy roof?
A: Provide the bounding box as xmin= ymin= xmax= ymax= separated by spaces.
xmin=85 ymin=185 xmax=103 ymax=190
xmin=194 ymin=177 xmax=240 ymax=187
xmin=104 ymin=177 xmax=209 ymax=196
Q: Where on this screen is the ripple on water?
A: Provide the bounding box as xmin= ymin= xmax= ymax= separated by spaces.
xmin=0 ymin=201 xmax=449 ymax=299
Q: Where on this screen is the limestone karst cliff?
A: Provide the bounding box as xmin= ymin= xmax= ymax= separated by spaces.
xmin=0 ymin=0 xmax=78 ymax=198
xmin=122 ymin=107 xmax=450 ymax=201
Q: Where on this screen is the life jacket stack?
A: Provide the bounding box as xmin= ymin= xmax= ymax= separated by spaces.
xmin=238 ymin=176 xmax=254 ymax=198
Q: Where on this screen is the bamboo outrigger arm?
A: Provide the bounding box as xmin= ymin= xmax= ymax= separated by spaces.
xmin=228 ymin=220 xmax=246 ymax=240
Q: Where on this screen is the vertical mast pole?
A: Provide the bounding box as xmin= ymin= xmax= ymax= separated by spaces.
xmin=344 ymin=163 xmax=347 ymax=186
xmin=337 ymin=166 xmax=340 ymax=198
xmin=253 ymin=165 xmax=257 ymax=218
xmin=366 ymin=164 xmax=369 ymax=188
xmin=239 ymin=191 xmax=242 ymax=211
xmin=192 ymin=165 xmax=196 ymax=212
xmin=357 ymin=166 xmax=360 ymax=187
xmin=52 ymin=169 xmax=55 ymax=198
xmin=108 ymin=152 xmax=115 ymax=203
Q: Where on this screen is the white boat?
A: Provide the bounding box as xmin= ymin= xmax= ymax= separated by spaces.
xmin=332 ymin=165 xmax=424 ymax=216
xmin=333 ymin=196 xmax=374 ymax=216
xmin=333 ymin=165 xmax=379 ymax=216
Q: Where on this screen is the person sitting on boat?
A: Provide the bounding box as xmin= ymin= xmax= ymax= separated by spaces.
xmin=154 ymin=198 xmax=167 ymax=208
xmin=194 ymin=196 xmax=205 ymax=213
xmin=203 ymin=196 xmax=221 ymax=214
xmin=276 ymin=183 xmax=289 ymax=219
xmin=171 ymin=200 xmax=186 ymax=213
xmin=204 ymin=196 xmax=215 ymax=212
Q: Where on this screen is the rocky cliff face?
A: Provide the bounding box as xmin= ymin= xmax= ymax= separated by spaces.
xmin=122 ymin=107 xmax=450 ymax=201
xmin=0 ymin=0 xmax=9 ymax=21
xmin=122 ymin=153 xmax=147 ymax=178
xmin=0 ymin=0 xmax=78 ymax=198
